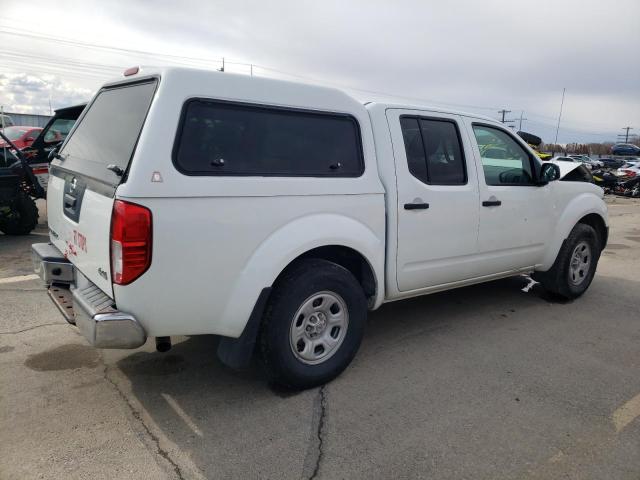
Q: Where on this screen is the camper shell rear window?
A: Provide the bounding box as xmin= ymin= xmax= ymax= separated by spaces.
xmin=57 ymin=79 xmax=157 ymax=186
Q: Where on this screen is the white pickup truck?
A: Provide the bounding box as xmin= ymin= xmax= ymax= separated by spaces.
xmin=33 ymin=67 xmax=608 ymax=389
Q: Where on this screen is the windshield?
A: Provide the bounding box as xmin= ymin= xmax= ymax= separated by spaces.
xmin=59 ymin=80 xmax=157 ymax=186
xmin=1 ymin=126 xmax=28 ymax=141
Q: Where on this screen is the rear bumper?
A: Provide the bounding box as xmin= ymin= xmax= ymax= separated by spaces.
xmin=31 ymin=243 xmax=146 ymax=349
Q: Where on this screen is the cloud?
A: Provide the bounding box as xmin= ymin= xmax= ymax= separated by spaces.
xmin=0 ymin=0 xmax=638 ymax=143
xmin=0 ymin=73 xmax=92 ymax=115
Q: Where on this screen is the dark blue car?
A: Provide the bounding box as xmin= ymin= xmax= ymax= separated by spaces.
xmin=599 ymin=157 xmax=625 ymax=168
xmin=612 ymin=143 xmax=640 ymax=156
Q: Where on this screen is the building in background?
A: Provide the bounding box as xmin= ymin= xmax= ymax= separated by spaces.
xmin=1 ymin=112 xmax=51 ymax=128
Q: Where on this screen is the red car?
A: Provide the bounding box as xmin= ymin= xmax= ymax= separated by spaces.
xmin=0 ymin=126 xmax=43 ymax=149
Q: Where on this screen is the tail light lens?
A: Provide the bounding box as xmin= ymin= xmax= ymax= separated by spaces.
xmin=621 ymin=169 xmax=636 ymax=177
xmin=110 ymin=200 xmax=152 ymax=285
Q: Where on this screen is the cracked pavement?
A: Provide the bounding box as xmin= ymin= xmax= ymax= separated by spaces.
xmin=1 ymin=198 xmax=640 ymax=479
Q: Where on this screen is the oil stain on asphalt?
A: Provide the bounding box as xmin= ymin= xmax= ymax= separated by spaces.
xmin=25 ymin=344 xmax=100 ymax=371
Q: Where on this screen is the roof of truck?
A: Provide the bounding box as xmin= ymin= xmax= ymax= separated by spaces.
xmin=104 ymin=66 xmax=500 ymax=124
xmin=364 ymin=101 xmax=499 ymax=123
xmin=105 ymin=66 xmax=362 ymax=110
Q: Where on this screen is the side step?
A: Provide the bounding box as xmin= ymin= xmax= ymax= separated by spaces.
xmin=47 ymin=285 xmax=75 ymax=324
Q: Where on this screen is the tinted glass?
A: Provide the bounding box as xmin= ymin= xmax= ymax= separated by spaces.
xmin=473 ymin=125 xmax=534 ymax=185
xmin=400 ymin=117 xmax=427 ymax=183
xmin=419 ymin=119 xmax=466 ymax=185
xmin=174 ymin=100 xmax=363 ymax=176
xmin=400 ymin=117 xmax=466 ymax=185
xmin=43 ymin=119 xmax=76 ymax=144
xmin=60 ymin=80 xmax=156 ymax=185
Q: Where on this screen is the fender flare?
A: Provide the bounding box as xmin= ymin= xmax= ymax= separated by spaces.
xmin=219 ymin=213 xmax=385 ymax=338
xmin=539 ymin=193 xmax=608 ymax=271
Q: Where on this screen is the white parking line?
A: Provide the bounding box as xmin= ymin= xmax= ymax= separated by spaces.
xmin=613 ymin=393 xmax=640 ymax=432
xmin=0 ymin=274 xmax=39 ymax=284
xmin=161 ymin=393 xmax=203 ymax=437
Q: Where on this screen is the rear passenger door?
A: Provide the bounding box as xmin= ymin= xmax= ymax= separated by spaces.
xmin=388 ymin=110 xmax=481 ymax=291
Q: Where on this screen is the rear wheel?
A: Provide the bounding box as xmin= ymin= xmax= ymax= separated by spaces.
xmin=259 ymin=259 xmax=367 ymax=390
xmin=533 ymin=223 xmax=600 ymax=299
xmin=0 ymin=191 xmax=39 ymax=235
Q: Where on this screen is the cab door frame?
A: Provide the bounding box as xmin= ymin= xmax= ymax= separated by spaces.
xmin=462 ymin=118 xmax=556 ymax=275
xmin=386 ymin=108 xmax=483 ymax=293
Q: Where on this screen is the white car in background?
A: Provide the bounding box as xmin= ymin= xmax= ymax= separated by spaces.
xmin=616 ymin=161 xmax=640 ymax=178
xmin=548 ymin=156 xmax=585 ymax=173
xmin=569 ymin=155 xmax=603 ymax=169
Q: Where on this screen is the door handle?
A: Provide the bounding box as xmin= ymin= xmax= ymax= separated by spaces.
xmin=64 ymin=193 xmax=76 ymax=209
xmin=404 ymin=202 xmax=430 ymax=210
xmin=482 ymin=200 xmax=502 ymax=207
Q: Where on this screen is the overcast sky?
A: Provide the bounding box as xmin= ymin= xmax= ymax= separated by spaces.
xmin=1 ymin=0 xmax=639 ymax=144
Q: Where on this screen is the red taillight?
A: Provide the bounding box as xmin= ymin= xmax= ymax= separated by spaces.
xmin=622 ymin=170 xmax=636 ymax=177
xmin=110 ymin=200 xmax=152 ymax=285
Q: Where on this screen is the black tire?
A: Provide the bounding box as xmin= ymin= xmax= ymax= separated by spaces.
xmin=533 ymin=223 xmax=601 ymax=299
xmin=259 ymin=259 xmax=367 ymax=390
xmin=0 ymin=192 xmax=39 ymax=235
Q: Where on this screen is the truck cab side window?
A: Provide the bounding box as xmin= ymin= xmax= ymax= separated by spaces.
xmin=472 ymin=125 xmax=535 ymax=186
xmin=400 ymin=116 xmax=466 ymax=185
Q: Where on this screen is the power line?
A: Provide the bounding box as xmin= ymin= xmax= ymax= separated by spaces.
xmin=621 ymin=126 xmax=634 ymax=143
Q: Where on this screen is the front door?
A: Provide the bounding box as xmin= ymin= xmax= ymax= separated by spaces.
xmin=388 ymin=109 xmax=481 ymax=292
xmin=465 ymin=121 xmax=555 ymax=275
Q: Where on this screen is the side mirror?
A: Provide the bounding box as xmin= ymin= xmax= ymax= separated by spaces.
xmin=539 ymin=162 xmax=561 ymax=183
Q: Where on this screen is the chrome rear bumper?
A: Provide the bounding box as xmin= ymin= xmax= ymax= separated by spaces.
xmin=31 ymin=243 xmax=146 ymax=349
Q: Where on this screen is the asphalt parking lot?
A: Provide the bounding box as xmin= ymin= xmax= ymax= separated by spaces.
xmin=1 ymin=198 xmax=639 ymax=480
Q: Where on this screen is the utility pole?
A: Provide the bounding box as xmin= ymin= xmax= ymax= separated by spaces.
xmin=554 ymin=88 xmax=566 ymax=144
xmin=498 ymin=109 xmax=511 ymax=123
xmin=518 ymin=111 xmax=527 ymax=131
xmin=219 ymin=57 xmax=225 ymax=72
xmin=621 ymin=126 xmax=633 ymax=143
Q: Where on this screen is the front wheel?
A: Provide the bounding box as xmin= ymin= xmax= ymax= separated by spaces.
xmin=259 ymin=259 xmax=367 ymax=390
xmin=533 ymin=223 xmax=601 ymax=299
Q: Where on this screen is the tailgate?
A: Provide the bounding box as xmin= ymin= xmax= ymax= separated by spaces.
xmin=46 ymin=79 xmax=158 ymax=298
xmin=48 ymin=173 xmax=116 ymax=295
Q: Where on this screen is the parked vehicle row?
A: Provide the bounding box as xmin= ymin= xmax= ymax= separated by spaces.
xmin=32 ymin=67 xmax=608 ymax=389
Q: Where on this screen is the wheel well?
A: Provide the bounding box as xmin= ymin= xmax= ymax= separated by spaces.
xmin=277 ymin=245 xmax=377 ymax=302
xmin=578 ymin=213 xmax=607 ymax=249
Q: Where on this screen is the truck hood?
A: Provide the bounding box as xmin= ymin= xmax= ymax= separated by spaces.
xmin=544 ymin=160 xmax=581 ymax=179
